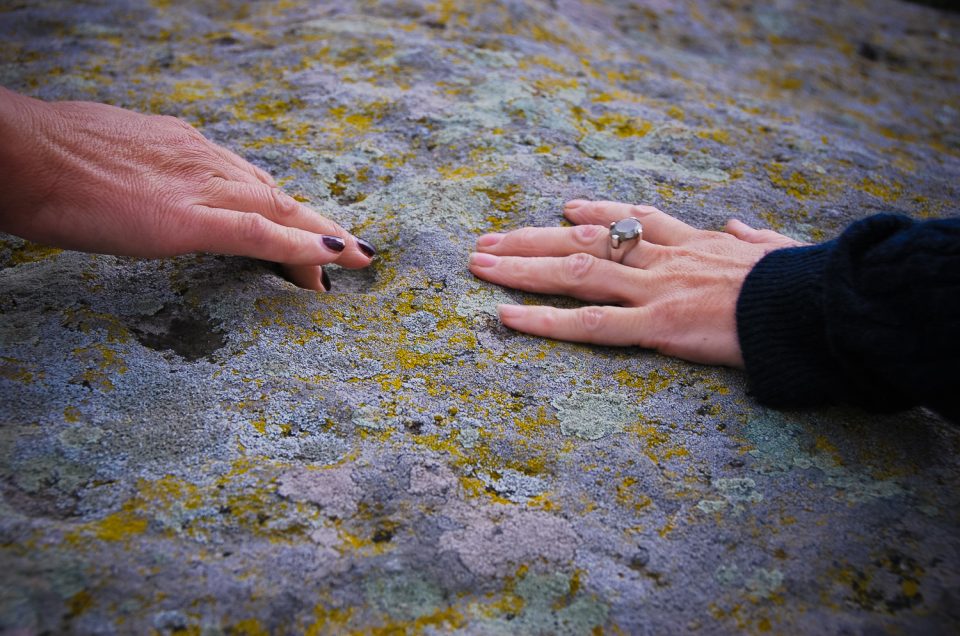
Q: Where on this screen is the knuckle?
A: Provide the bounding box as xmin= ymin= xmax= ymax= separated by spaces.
xmin=573 ymin=224 xmax=603 ymax=245
xmin=577 ymin=306 xmax=607 ymax=332
xmin=537 ymin=310 xmax=558 ymax=331
xmin=630 ymin=204 xmax=660 ymax=218
xmin=239 ymin=213 xmax=270 ymax=244
xmin=271 ymin=189 xmax=299 ymax=217
xmin=512 ymin=226 xmax=539 ymax=249
xmin=200 ymin=176 xmax=226 ymax=199
xmin=564 ymin=252 xmax=596 ymax=283
xmin=157 ymin=114 xmax=196 ymax=134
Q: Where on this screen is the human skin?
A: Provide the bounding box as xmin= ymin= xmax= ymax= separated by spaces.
xmin=469 ymin=200 xmax=803 ymax=367
xmin=0 ymin=87 xmax=374 ymax=291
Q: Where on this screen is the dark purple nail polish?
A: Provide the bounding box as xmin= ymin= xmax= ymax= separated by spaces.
xmin=321 ymin=268 xmax=331 ymax=292
xmin=356 ymin=238 xmax=377 ymax=258
xmin=322 ymin=235 xmax=345 ymax=252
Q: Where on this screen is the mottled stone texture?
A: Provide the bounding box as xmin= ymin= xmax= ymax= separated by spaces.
xmin=1 ymin=0 xmax=959 ymax=634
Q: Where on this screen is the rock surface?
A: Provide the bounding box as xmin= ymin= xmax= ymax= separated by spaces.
xmin=2 ymin=0 xmax=959 ymax=633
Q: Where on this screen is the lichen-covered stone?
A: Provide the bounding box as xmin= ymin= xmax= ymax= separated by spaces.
xmin=2 ymin=0 xmax=959 ymax=633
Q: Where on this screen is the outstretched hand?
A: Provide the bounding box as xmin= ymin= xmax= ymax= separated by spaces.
xmin=469 ymin=200 xmax=803 ymax=367
xmin=0 ymin=88 xmax=374 ymax=290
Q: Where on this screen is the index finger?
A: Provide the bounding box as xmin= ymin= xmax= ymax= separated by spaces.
xmin=563 ymin=199 xmax=700 ymax=246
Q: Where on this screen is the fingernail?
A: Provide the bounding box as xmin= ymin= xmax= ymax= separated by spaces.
xmin=565 ymin=199 xmax=588 ymax=211
xmin=322 ymin=235 xmax=345 ymax=252
xmin=356 ymin=238 xmax=377 ymax=258
xmin=477 ymin=233 xmax=504 ymax=247
xmin=321 ymin=268 xmax=331 ymax=292
xmin=470 ymin=252 xmax=499 ymax=267
xmin=498 ymin=304 xmax=524 ymax=319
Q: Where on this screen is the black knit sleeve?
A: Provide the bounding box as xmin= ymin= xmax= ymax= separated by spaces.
xmin=735 ymin=214 xmax=960 ymax=420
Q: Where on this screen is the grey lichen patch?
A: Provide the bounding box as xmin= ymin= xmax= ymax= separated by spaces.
xmin=474 ymin=468 xmax=546 ymax=503
xmin=745 ymin=412 xmax=906 ymax=503
xmin=480 ymin=571 xmax=609 ymax=636
xmin=552 ymin=391 xmax=637 ymax=440
xmin=364 ymin=572 xmax=446 ymax=622
xmin=625 ymin=152 xmax=729 ymax=183
xmin=454 ymin=417 xmax=484 ymax=449
xmin=697 ymin=478 xmax=763 ymax=515
xmin=714 ymin=564 xmax=784 ymax=601
xmin=745 ymin=568 xmax=785 ymax=600
xmin=351 ymin=405 xmax=395 ymax=431
xmin=716 ymin=477 xmax=763 ymax=504
xmin=400 ymin=310 xmax=438 ymax=335
xmin=454 ymin=287 xmax=514 ymax=322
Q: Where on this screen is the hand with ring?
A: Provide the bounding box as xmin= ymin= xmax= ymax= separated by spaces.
xmin=469 ymin=199 xmax=803 ymax=367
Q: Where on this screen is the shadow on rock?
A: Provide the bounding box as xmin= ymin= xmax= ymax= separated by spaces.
xmin=127 ymin=303 xmax=226 ymax=361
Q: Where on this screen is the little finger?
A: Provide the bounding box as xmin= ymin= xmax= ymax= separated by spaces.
xmin=724 ymin=218 xmax=805 ymax=249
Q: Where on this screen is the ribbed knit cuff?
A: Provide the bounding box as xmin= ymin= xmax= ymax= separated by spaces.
xmin=735 ymin=242 xmax=840 ymax=409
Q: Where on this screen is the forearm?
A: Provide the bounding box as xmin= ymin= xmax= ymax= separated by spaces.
xmin=736 ymin=214 xmax=960 ymax=420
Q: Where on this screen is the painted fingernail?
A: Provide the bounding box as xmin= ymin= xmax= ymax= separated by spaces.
xmin=477 ymin=233 xmax=504 ymax=247
xmin=322 ymin=235 xmax=346 ymax=252
xmin=470 ymin=252 xmax=499 ymax=267
xmin=356 ymin=238 xmax=377 ymax=258
xmin=321 ymin=268 xmax=332 ymax=292
xmin=498 ymin=304 xmax=524 ymax=319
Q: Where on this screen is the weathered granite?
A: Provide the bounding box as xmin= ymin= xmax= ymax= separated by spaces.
xmin=2 ymin=0 xmax=959 ymax=633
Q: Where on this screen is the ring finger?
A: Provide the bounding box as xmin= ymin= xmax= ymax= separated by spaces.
xmin=469 ymin=252 xmax=649 ymax=304
xmin=476 ymin=225 xmax=664 ymax=268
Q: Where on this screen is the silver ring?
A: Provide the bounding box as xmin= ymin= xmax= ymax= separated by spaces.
xmin=609 ymin=217 xmax=642 ymax=264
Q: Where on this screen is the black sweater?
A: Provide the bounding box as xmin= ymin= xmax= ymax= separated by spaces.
xmin=736 ymin=214 xmax=960 ymax=421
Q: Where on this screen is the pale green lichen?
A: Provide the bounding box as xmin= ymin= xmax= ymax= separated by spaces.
xmin=551 ymin=391 xmax=637 ymax=440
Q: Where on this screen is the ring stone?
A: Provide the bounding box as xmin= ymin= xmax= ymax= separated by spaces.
xmin=609 ymin=217 xmax=643 ymax=249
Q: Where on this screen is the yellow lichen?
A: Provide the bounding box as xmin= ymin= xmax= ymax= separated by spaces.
xmin=765 ymin=162 xmax=825 ymax=200
xmin=6 ymin=241 xmax=63 ymax=265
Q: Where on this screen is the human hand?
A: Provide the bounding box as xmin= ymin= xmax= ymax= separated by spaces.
xmin=0 ymin=88 xmax=374 ymax=290
xmin=469 ymin=200 xmax=804 ymax=367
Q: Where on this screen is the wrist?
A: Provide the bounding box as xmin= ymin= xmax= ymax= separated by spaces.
xmin=735 ymin=242 xmax=838 ymax=408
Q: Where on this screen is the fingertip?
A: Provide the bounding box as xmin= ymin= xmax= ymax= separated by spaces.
xmin=356 ymin=237 xmax=377 ymax=259
xmin=497 ymin=304 xmax=525 ymax=321
xmin=470 ymin=252 xmax=499 ymax=268
xmin=283 ymin=264 xmax=328 ymax=291
xmin=477 ymin=233 xmax=504 ymax=248
xmin=724 ymin=218 xmax=750 ymax=236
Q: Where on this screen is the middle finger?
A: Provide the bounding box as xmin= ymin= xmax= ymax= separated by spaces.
xmin=468 ymin=252 xmax=648 ymax=304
